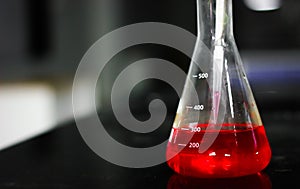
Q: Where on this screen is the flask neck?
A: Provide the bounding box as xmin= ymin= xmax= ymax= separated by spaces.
xmin=197 ymin=0 xmax=233 ymax=45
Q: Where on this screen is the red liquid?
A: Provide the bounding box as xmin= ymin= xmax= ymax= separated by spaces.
xmin=166 ymin=124 xmax=271 ymax=178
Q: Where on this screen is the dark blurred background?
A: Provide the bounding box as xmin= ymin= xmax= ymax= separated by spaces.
xmin=1 ymin=0 xmax=300 ymax=150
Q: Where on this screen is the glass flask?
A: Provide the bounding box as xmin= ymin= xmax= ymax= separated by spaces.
xmin=166 ymin=0 xmax=272 ymax=178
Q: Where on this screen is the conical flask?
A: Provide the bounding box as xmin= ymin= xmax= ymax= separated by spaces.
xmin=166 ymin=0 xmax=271 ymax=178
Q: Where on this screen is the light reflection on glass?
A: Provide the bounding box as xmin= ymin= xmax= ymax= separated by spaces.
xmin=244 ymin=0 xmax=282 ymax=11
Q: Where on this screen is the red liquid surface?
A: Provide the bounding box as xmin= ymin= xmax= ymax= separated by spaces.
xmin=166 ymin=124 xmax=271 ymax=178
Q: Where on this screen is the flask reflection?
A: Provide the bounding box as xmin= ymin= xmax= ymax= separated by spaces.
xmin=167 ymin=172 xmax=272 ymax=189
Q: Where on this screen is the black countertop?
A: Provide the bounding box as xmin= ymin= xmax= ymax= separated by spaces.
xmin=0 ymin=112 xmax=299 ymax=188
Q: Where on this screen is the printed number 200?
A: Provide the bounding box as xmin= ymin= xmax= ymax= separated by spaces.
xmin=189 ymin=142 xmax=200 ymax=148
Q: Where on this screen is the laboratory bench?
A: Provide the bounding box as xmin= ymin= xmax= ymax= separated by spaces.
xmin=0 ymin=111 xmax=299 ymax=189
